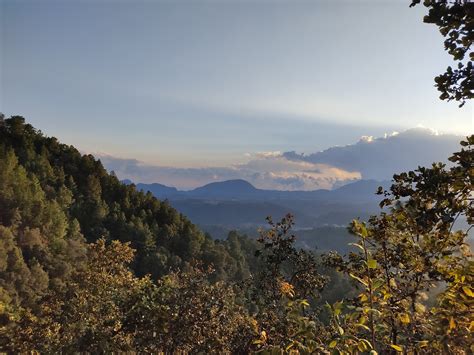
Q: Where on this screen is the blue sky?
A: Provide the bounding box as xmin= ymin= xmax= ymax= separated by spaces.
xmin=1 ymin=0 xmax=472 ymax=170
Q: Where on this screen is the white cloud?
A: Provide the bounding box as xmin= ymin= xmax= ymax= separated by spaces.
xmin=99 ymin=153 xmax=360 ymax=191
xmin=359 ymin=135 xmax=374 ymax=143
xmin=254 ymin=151 xmax=283 ymax=158
xmin=284 ymin=128 xmax=463 ymax=180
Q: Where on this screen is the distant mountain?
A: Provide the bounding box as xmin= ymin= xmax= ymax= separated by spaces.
xmin=190 ymin=179 xmax=257 ymax=198
xmin=136 ymin=182 xmax=179 ymax=197
xmin=119 ymin=128 xmax=465 ymax=230
xmin=133 ymin=178 xmax=388 ymax=202
xmin=130 ymin=178 xmax=387 ymax=228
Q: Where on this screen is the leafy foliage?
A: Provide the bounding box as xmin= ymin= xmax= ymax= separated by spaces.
xmin=249 ymin=215 xmax=329 ymax=352
xmin=324 ymin=135 xmax=474 ymax=354
xmin=411 ymin=0 xmax=474 ymax=105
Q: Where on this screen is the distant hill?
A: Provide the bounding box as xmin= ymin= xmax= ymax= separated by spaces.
xmin=129 ymin=178 xmax=387 ymax=228
xmin=136 ymin=182 xmax=179 ymax=197
xmin=190 ymin=179 xmax=257 ymax=198
xmin=132 ymin=178 xmax=389 ymax=202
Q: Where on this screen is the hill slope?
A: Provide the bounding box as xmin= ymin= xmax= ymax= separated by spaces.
xmin=0 ymin=115 xmax=256 ymax=304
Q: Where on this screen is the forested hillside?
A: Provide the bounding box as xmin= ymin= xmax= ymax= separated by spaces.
xmin=0 ymin=114 xmax=472 ymax=353
xmin=0 ymin=115 xmax=263 ymax=296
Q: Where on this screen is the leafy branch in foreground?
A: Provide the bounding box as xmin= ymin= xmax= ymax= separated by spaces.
xmin=324 ymin=135 xmax=474 ymax=354
xmin=410 ymin=0 xmax=474 ymax=105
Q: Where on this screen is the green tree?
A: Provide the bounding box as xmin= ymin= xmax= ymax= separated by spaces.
xmin=249 ymin=214 xmax=328 ymax=351
xmin=325 ymin=136 xmax=473 ymax=354
xmin=411 ymin=0 xmax=474 ymax=105
xmin=6 ymin=239 xmax=142 ymax=352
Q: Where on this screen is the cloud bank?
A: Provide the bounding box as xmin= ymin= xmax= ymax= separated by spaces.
xmin=98 ymin=153 xmax=361 ymax=191
xmin=284 ymin=128 xmax=463 ymax=181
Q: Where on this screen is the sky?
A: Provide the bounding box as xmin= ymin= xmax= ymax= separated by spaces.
xmin=1 ymin=0 xmax=473 ymax=181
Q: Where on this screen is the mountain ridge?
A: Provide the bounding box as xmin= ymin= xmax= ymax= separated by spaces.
xmin=130 ymin=178 xmax=389 ymax=202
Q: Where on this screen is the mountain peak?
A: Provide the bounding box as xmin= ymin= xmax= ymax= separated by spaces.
xmin=194 ymin=179 xmax=256 ymax=190
xmin=191 ymin=179 xmax=257 ymax=196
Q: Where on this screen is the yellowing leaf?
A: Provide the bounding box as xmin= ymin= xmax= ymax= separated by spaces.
xmin=367 ymin=259 xmax=377 ymax=269
xmin=356 ymin=323 xmax=370 ymax=331
xmin=462 ymin=286 xmax=474 ymax=298
xmin=329 ymin=340 xmax=338 ymax=348
xmin=449 ymin=317 xmax=456 ymax=330
xmin=399 ymin=313 xmax=410 ymax=324
xmin=418 ymin=341 xmax=429 ymax=348
xmin=390 ymin=344 xmax=403 ymax=352
xmin=358 ymin=341 xmax=367 ymax=352
xmin=349 ymin=243 xmax=365 ymax=251
xmin=300 ymin=299 xmax=310 ymax=307
xmin=415 ymin=303 xmax=426 ymax=313
xmin=349 ymin=273 xmax=368 ymax=287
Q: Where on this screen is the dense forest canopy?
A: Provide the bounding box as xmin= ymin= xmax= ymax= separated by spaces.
xmin=0 ymin=115 xmax=264 ymax=282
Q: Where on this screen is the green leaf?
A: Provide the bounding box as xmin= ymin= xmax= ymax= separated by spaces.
xmin=372 ymin=279 xmax=384 ymax=290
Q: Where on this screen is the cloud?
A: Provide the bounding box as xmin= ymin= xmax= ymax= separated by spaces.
xmin=233 ymin=157 xmax=360 ymax=190
xmin=254 ymin=151 xmax=283 ymax=158
xmin=98 ymin=153 xmax=360 ymax=191
xmin=283 ymin=128 xmax=463 ymax=180
xmin=359 ymin=135 xmax=374 ymax=143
